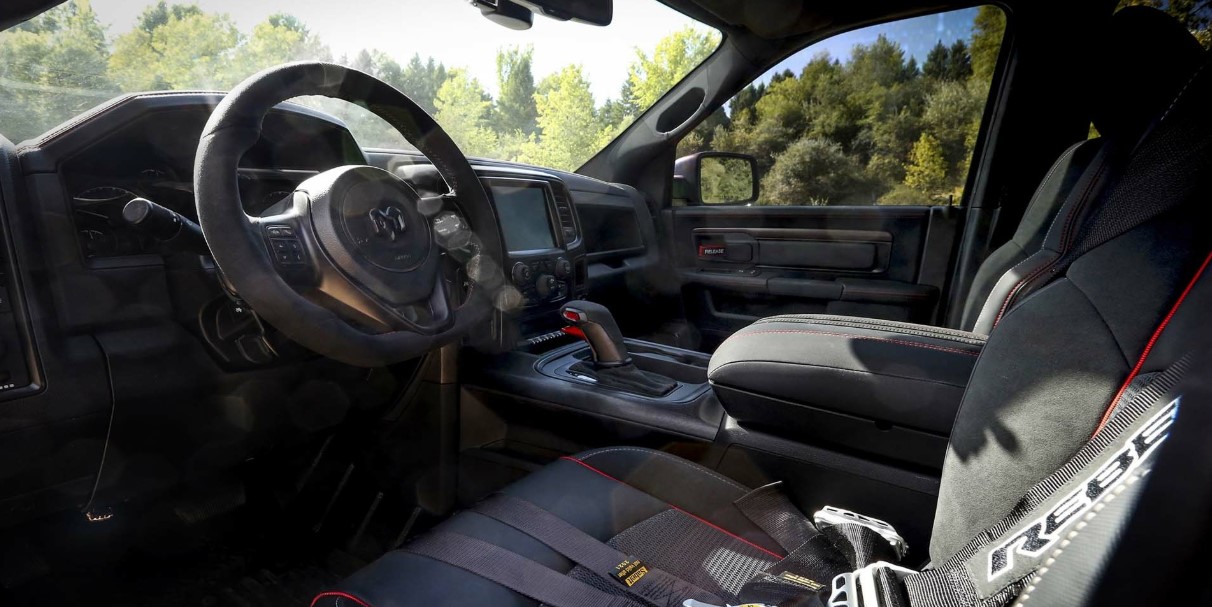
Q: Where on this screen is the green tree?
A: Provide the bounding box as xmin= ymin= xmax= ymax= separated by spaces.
xmin=0 ymin=0 xmax=115 ymax=141
xmin=521 ymin=65 xmax=599 ymax=171
xmin=495 ymin=45 xmax=538 ymax=136
xmin=728 ymin=82 xmax=766 ymax=125
xmin=971 ymin=6 xmax=1007 ymax=82
xmin=946 ymin=40 xmax=973 ymax=81
xmin=433 ymin=69 xmax=498 ymax=158
xmin=231 ymin=13 xmax=330 ymax=80
xmin=921 ymin=80 xmax=984 ymax=180
xmin=905 ymin=132 xmax=948 ymax=195
xmin=761 ymin=137 xmax=874 ymax=205
xmin=625 ymin=26 xmax=720 ymax=109
xmin=923 ymin=41 xmax=950 ymax=80
xmin=391 ymin=54 xmax=448 ymax=115
xmin=109 ymin=2 xmax=240 ymax=90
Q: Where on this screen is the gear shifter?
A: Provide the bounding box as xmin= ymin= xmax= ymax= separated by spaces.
xmin=559 ymin=301 xmax=676 ymax=397
xmin=560 ymin=300 xmax=631 ymax=367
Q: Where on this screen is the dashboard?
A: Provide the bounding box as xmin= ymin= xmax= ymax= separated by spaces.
xmin=58 ymin=101 xmax=362 ymax=260
xmin=0 ymin=91 xmax=649 ymax=525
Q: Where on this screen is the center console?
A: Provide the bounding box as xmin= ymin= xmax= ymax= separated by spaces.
xmin=479 ymin=172 xmax=588 ymax=348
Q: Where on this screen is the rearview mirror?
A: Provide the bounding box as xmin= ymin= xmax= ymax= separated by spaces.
xmin=473 ymin=0 xmax=535 ymax=30
xmin=674 ymin=152 xmax=759 ymax=205
xmin=515 ymin=0 xmax=613 ymax=26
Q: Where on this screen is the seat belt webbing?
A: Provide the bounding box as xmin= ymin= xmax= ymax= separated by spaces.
xmin=474 ymin=494 xmax=724 ymax=607
xmin=405 ymin=531 xmax=644 ymax=607
xmin=734 ymin=482 xmax=820 ymax=552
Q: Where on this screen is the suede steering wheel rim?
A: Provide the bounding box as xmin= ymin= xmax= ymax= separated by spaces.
xmin=195 ymin=62 xmax=503 ymax=367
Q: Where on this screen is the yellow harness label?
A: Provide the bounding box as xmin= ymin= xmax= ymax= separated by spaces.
xmin=778 ymin=571 xmax=825 ymax=592
xmin=613 ymin=558 xmax=649 ymax=587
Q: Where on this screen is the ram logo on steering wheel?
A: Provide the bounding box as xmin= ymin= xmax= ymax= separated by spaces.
xmin=368 ymin=204 xmax=408 ymax=242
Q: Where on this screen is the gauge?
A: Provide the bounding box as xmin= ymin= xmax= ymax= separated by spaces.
xmin=73 ymin=186 xmax=138 ymax=205
xmin=78 ymin=228 xmax=116 ymax=258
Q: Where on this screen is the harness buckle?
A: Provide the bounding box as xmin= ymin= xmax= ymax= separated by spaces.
xmin=813 ymin=506 xmax=908 ymax=560
xmin=827 ymin=561 xmax=916 ymax=607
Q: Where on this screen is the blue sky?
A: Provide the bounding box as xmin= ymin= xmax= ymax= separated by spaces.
xmin=756 ymin=8 xmax=980 ymax=87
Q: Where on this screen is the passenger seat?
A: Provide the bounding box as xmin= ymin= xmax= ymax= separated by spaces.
xmin=959 ymin=6 xmax=1206 ymax=333
xmin=705 ymin=7 xmax=1207 ymax=457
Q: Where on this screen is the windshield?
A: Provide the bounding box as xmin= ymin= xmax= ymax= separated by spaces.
xmin=0 ymin=0 xmax=720 ymax=170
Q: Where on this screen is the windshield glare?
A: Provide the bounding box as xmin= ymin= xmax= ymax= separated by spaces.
xmin=0 ymin=0 xmax=720 ymax=170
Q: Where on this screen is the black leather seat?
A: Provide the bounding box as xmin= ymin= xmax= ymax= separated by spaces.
xmin=315 ymin=9 xmax=1212 ymax=607
xmin=319 ymin=448 xmax=790 ymax=606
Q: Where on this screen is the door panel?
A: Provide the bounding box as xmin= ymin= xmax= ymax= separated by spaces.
xmin=667 ymin=205 xmax=961 ymax=349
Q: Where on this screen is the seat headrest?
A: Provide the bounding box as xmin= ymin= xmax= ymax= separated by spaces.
xmin=1092 ymin=6 xmax=1206 ymax=143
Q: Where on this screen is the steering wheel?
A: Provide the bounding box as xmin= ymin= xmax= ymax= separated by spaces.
xmin=194 ymin=62 xmax=504 ymax=367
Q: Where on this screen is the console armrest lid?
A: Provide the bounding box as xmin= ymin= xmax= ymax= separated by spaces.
xmin=708 ymin=315 xmax=986 ymax=436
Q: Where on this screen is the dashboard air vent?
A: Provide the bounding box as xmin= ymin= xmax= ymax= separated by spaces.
xmin=550 ymin=182 xmax=578 ymax=244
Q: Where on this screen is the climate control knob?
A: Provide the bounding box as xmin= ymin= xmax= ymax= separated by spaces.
xmin=554 ymin=257 xmax=572 ymax=279
xmin=535 ymin=274 xmax=558 ymax=300
xmin=511 ymin=262 xmax=533 ymax=285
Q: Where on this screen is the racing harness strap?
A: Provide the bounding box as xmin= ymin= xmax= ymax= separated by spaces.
xmin=474 ymin=494 xmax=726 ymax=607
xmin=405 ymin=531 xmax=646 ymax=607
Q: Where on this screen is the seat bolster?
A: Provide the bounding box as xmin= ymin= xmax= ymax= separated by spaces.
xmin=708 ymin=315 xmax=985 ymax=436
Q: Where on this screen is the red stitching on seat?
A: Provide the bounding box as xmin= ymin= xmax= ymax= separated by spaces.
xmin=559 ymin=456 xmax=785 ymax=560
xmin=311 ymin=591 xmax=372 ymax=607
xmin=1092 ymin=250 xmax=1212 ymax=437
xmin=732 ymin=329 xmax=980 ymax=357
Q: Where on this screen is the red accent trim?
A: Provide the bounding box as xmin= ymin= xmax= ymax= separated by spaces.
xmin=559 ymin=456 xmax=784 ymax=560
xmin=1092 ymin=250 xmax=1212 ymax=437
xmin=311 ymin=591 xmax=371 ymax=607
xmin=561 ymin=326 xmax=586 ymax=339
xmin=735 ymin=329 xmax=980 ymax=357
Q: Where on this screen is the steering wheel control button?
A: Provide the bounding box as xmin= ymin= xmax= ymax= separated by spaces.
xmin=270 ymin=238 xmax=305 ymax=265
xmin=266 ymin=225 xmax=294 ymax=238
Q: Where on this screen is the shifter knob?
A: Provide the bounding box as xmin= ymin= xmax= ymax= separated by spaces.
xmin=560 ymin=300 xmax=631 ymax=367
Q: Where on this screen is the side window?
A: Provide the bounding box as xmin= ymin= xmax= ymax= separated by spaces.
xmin=683 ymin=6 xmax=1007 ymax=206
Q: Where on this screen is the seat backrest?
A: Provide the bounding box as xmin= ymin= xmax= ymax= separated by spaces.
xmin=930 ymin=32 xmax=1212 ymax=563
xmin=958 ymin=6 xmax=1205 ymax=334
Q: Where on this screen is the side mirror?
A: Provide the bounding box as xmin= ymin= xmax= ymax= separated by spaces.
xmin=673 ymin=152 xmax=759 ymax=205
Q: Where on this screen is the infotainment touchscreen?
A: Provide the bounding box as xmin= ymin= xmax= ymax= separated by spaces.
xmin=492 ymin=182 xmax=557 ymax=252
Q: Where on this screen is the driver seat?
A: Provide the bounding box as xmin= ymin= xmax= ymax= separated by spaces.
xmin=314 ymin=18 xmax=1212 ymax=607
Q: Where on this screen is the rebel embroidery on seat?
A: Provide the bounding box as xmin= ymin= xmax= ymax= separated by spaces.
xmin=986 ymin=397 xmax=1178 ymax=581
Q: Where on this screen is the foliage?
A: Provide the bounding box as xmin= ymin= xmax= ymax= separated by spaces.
xmin=495 ymin=46 xmax=538 ymax=136
xmin=625 ymin=26 xmax=720 ymax=109
xmin=700 ymin=156 xmax=753 ymax=203
xmin=0 ymin=0 xmax=114 ymax=142
xmin=698 ymin=17 xmax=1001 ymax=206
xmin=1 ymin=1 xmax=722 ymax=171
xmin=970 ymin=6 xmax=1007 ymax=82
xmin=904 ymin=133 xmax=948 ymax=194
xmin=762 ymin=137 xmax=876 ymax=205
xmin=518 ymin=65 xmax=600 ymax=170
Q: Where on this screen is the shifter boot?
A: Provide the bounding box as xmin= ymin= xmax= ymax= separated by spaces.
xmin=569 ymin=361 xmax=677 ymax=398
